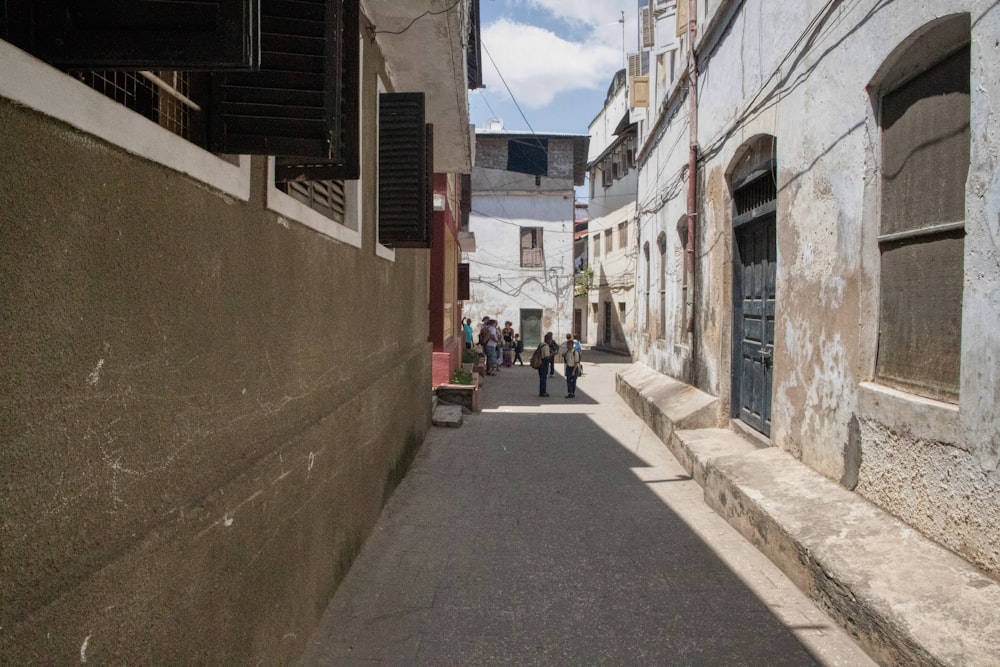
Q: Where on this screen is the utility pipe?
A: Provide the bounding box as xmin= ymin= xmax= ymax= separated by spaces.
xmin=684 ymin=0 xmax=698 ymax=334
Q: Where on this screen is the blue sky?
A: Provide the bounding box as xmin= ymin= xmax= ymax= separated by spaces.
xmin=470 ymin=0 xmax=639 ymax=139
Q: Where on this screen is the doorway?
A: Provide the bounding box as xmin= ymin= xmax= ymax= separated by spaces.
xmin=520 ymin=309 xmax=542 ymax=348
xmin=731 ymin=165 xmax=777 ymax=437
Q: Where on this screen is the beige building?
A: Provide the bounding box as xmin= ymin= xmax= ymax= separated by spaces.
xmin=0 ymin=2 xmax=480 ymax=663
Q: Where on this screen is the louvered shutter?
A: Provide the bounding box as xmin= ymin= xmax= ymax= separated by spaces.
xmin=676 ymin=0 xmax=689 ymax=37
xmin=28 ymin=0 xmax=259 ymax=70
xmin=460 ymin=173 xmax=472 ymax=230
xmin=379 ymin=93 xmax=433 ymax=248
xmin=627 ymin=53 xmax=642 ymax=78
xmin=640 ymin=7 xmax=655 ymax=48
xmin=210 ymin=0 xmax=360 ymax=176
xmin=457 ymin=263 xmax=471 ymax=300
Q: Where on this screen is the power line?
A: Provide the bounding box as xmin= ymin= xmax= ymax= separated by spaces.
xmin=372 ymin=0 xmax=463 ymax=36
xmin=480 ymin=41 xmax=546 ymax=150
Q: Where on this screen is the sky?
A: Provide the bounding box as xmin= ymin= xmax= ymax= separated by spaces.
xmin=470 ymin=0 xmax=639 ymax=140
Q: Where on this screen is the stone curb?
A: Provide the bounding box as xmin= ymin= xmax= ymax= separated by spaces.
xmin=617 ymin=365 xmax=1000 ymax=667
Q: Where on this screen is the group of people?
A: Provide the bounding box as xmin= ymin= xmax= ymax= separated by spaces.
xmin=534 ymin=332 xmax=582 ymax=398
xmin=462 ymin=317 xmax=583 ymax=397
xmin=464 ymin=317 xmax=524 ymax=375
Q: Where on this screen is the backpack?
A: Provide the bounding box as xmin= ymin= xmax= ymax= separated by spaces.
xmin=529 ymin=344 xmax=544 ymax=369
xmin=478 ymin=328 xmax=489 ymax=346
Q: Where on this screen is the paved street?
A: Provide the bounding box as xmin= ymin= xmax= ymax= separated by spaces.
xmin=297 ymin=350 xmax=875 ymax=666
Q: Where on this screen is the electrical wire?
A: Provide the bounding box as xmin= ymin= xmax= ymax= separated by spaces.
xmin=372 ymin=0 xmax=463 ymax=36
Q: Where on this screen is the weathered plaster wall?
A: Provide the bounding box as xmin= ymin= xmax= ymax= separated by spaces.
xmin=0 ymin=94 xmax=432 ymax=661
xmin=636 ymin=0 xmax=1000 ymax=577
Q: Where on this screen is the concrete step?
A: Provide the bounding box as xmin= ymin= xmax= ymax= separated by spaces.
xmin=619 ymin=365 xmax=1000 ymax=666
xmin=431 ymin=404 xmax=463 ymax=428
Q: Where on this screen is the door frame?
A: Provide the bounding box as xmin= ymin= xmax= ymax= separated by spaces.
xmin=730 ymin=158 xmax=778 ymax=437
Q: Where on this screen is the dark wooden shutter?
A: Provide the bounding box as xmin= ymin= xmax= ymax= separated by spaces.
xmin=457 ymin=263 xmax=471 ymax=300
xmin=210 ymin=0 xmax=359 ymax=176
xmin=466 ymin=0 xmax=483 ymax=90
xmin=29 ymin=0 xmax=259 ymax=70
xmin=460 ymin=173 xmax=472 ymax=230
xmin=379 ymin=93 xmax=433 ymax=248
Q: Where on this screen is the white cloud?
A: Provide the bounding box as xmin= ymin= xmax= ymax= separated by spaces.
xmin=481 ymin=16 xmax=630 ymax=109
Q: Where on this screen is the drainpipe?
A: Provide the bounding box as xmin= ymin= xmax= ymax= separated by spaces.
xmin=685 ymin=0 xmax=698 ymax=334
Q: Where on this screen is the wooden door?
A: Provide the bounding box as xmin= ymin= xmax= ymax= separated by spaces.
xmin=733 ymin=214 xmax=776 ymax=436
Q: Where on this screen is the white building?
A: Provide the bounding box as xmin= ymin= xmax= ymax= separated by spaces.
xmin=467 ymin=127 xmax=589 ymax=346
xmin=585 ymin=69 xmax=639 ymax=355
xmin=629 ymin=0 xmax=1000 ymax=582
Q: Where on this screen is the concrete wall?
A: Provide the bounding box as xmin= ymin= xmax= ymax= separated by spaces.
xmin=0 ymin=40 xmax=433 ymax=663
xmin=635 ymin=0 xmax=1000 ymax=578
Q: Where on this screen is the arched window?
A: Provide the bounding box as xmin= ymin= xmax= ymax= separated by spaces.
xmin=871 ymin=14 xmax=970 ymax=401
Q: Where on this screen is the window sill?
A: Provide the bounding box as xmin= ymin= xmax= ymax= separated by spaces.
xmin=857 ymin=382 xmax=959 ymax=443
xmin=265 ymin=158 xmax=361 ymax=247
xmin=1 ymin=40 xmax=251 ymax=202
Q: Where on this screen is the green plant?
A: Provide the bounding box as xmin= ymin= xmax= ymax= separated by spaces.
xmin=462 ymin=348 xmax=479 ymax=364
xmin=575 ymin=265 xmax=594 ymax=297
xmin=450 ymin=369 xmax=474 ymax=385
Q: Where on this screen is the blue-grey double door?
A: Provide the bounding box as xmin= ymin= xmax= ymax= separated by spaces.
xmin=733 ymin=214 xmax=776 ymax=436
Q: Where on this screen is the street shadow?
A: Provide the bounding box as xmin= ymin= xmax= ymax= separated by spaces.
xmin=305 ymin=406 xmax=839 ymax=665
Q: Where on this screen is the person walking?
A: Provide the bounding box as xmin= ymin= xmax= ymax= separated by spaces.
xmin=536 ymin=332 xmax=557 ymax=397
xmin=513 ymin=333 xmax=524 ymax=365
xmin=562 ymin=333 xmax=581 ymax=398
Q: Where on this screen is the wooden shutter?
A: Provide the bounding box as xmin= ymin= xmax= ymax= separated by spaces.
xmin=466 ymin=0 xmax=483 ymax=90
xmin=641 ymin=7 xmax=655 ymax=48
xmin=630 ymin=75 xmax=649 ymax=108
xmin=460 ymin=173 xmax=472 ymax=230
xmin=457 ymin=263 xmax=471 ymax=300
xmin=29 ymin=0 xmax=259 ymax=70
xmin=210 ymin=0 xmax=359 ymax=176
xmin=379 ymin=93 xmax=433 ymax=248
xmin=676 ymin=0 xmax=689 ymax=38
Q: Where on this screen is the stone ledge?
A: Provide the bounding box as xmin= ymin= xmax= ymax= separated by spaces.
xmin=614 ymin=363 xmax=723 ymax=448
xmin=702 ymin=447 xmax=1000 ymax=666
xmin=619 ymin=369 xmax=1000 ymax=666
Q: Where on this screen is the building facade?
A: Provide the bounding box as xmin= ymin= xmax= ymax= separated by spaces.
xmin=0 ymin=1 xmax=480 ymax=662
xmin=629 ymin=0 xmax=1000 ymax=579
xmin=467 ymin=128 xmax=588 ymax=347
xmin=586 ymin=69 xmax=640 ymax=356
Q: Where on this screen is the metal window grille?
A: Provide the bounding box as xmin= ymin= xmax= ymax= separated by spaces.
xmin=76 ymin=71 xmax=197 ymax=139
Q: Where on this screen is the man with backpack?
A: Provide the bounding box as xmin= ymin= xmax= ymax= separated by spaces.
xmin=531 ymin=332 xmax=558 ymax=397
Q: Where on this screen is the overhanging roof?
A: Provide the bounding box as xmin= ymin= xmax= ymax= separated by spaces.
xmin=365 ymin=0 xmax=479 ymax=173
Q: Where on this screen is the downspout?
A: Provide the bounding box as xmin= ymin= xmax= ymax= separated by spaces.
xmin=685 ymin=0 xmax=698 ymax=335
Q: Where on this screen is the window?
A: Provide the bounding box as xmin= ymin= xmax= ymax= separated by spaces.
xmin=521 ymin=227 xmax=544 ymax=268
xmin=644 ymin=241 xmax=651 ymax=328
xmin=508 ymin=138 xmax=548 ymax=176
xmin=605 ymin=228 xmax=614 ymax=253
xmin=593 ymin=234 xmax=601 ymax=259
xmin=874 ymin=19 xmax=969 ymax=402
xmin=1 ymin=0 xmax=361 ymax=197
xmin=658 ymin=233 xmax=667 ymax=339
xmin=618 ymin=221 xmax=629 ymax=248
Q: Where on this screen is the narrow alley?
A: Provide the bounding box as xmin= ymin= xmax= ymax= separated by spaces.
xmin=297 ymin=351 xmax=874 ymax=666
